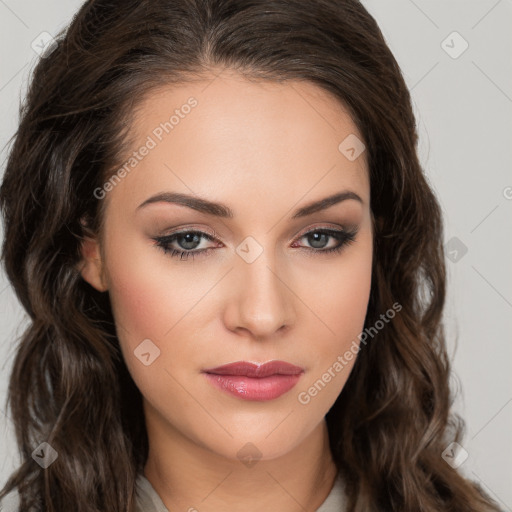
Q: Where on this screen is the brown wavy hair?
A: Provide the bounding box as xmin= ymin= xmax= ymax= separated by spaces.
xmin=0 ymin=0 xmax=502 ymax=511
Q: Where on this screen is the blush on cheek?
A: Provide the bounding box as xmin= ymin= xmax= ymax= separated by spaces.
xmin=108 ymin=271 xmax=169 ymax=348
xmin=328 ymin=267 xmax=372 ymax=359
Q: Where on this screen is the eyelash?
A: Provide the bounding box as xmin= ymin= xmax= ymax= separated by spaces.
xmin=152 ymin=227 xmax=358 ymax=261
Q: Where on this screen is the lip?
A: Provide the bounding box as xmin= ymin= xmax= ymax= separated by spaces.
xmin=203 ymin=361 xmax=304 ymax=377
xmin=202 ymin=361 xmax=304 ymax=401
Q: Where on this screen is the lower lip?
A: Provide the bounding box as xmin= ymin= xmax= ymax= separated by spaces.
xmin=204 ymin=373 xmax=302 ymax=401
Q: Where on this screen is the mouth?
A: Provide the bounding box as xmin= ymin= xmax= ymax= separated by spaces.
xmin=202 ymin=360 xmax=304 ymax=401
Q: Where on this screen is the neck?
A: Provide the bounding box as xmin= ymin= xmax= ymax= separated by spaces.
xmin=142 ymin=401 xmax=338 ymax=512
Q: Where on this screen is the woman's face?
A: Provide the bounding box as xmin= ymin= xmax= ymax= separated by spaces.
xmin=81 ymin=69 xmax=373 ymax=461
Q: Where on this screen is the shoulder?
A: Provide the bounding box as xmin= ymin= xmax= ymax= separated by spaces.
xmin=0 ymin=488 xmax=20 ymax=511
xmin=134 ymin=472 xmax=170 ymax=512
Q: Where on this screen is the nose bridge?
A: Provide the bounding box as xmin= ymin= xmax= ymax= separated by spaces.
xmin=225 ymin=239 xmax=294 ymax=336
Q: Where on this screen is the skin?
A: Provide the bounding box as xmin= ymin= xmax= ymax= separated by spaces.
xmin=79 ymin=68 xmax=373 ymax=511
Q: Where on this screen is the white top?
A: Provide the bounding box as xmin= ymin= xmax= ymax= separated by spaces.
xmin=134 ymin=471 xmax=347 ymax=512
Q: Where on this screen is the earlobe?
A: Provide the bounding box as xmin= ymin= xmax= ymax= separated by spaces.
xmin=77 ymin=235 xmax=108 ymax=292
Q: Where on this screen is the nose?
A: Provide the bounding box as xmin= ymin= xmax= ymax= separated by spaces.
xmin=223 ymin=249 xmax=296 ymax=340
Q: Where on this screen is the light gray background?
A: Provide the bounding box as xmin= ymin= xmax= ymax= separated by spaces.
xmin=0 ymin=0 xmax=511 ymax=509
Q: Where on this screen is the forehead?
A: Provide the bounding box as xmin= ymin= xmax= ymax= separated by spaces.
xmin=105 ymin=69 xmax=369 ymax=216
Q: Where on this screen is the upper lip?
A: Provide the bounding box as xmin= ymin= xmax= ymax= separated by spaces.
xmin=203 ymin=361 xmax=304 ymax=378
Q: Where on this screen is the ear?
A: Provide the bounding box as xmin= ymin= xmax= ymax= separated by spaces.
xmin=76 ymin=219 xmax=108 ymax=292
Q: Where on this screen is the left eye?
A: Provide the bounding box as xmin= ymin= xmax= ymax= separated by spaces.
xmin=152 ymin=231 xmax=216 ymax=259
xmin=152 ymin=227 xmax=358 ymax=261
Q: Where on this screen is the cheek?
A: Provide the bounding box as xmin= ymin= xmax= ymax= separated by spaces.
xmin=305 ymin=232 xmax=373 ymax=346
xmin=101 ymin=233 xmax=181 ymax=370
xmin=107 ymin=264 xmax=169 ymax=342
xmin=104 ymin=231 xmax=205 ymax=341
xmin=102 ymin=233 xmax=222 ymax=389
xmin=294 ymin=232 xmax=372 ymax=403
xmin=330 ymin=262 xmax=372 ymax=342
xmin=104 ymin=254 xmax=196 ymax=402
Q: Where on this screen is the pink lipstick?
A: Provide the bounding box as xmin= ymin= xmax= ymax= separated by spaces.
xmin=203 ymin=361 xmax=304 ymax=401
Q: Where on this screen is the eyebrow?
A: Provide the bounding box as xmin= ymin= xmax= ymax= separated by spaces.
xmin=136 ymin=190 xmax=363 ymax=219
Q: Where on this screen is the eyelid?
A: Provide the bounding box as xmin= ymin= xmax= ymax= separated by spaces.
xmin=161 ymin=225 xmax=220 ymax=240
xmin=293 ymin=222 xmax=358 ymax=239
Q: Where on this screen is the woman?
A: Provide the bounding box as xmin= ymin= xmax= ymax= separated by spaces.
xmin=0 ymin=0 xmax=503 ymax=511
